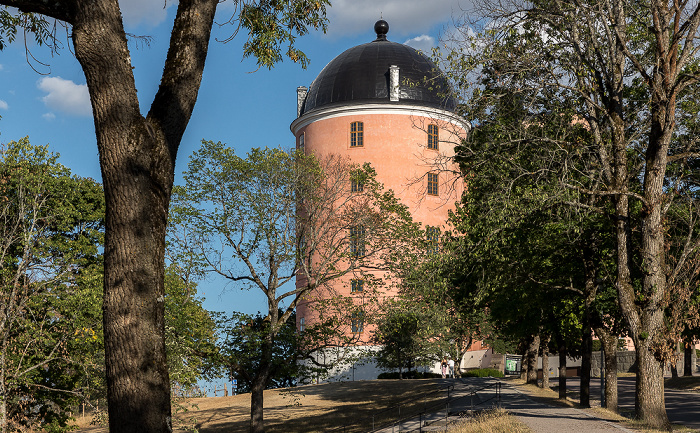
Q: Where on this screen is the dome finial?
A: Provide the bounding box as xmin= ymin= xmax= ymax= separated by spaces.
xmin=374 ymin=19 xmax=389 ymax=41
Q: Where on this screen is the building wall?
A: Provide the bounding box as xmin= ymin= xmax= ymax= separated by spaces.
xmin=292 ymin=106 xmax=467 ymax=342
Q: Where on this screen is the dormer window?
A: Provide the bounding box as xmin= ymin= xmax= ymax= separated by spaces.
xmin=351 ymin=122 xmax=364 ymax=147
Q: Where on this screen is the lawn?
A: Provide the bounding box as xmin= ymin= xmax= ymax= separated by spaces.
xmin=74 ymin=379 xmax=446 ymax=433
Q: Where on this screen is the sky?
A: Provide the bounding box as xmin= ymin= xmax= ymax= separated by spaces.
xmin=0 ymin=0 xmax=468 ymax=316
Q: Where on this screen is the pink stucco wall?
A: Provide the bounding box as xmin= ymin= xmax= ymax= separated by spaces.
xmin=295 ymin=111 xmax=466 ymax=340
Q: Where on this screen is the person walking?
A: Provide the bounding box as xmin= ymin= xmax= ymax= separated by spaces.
xmin=448 ymin=358 xmax=455 ymax=378
xmin=441 ymin=358 xmax=448 ymax=378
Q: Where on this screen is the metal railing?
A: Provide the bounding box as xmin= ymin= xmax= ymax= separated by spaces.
xmin=327 ymin=383 xmax=454 ymax=433
xmin=327 ymin=379 xmax=504 ymax=433
xmin=389 ymin=380 xmax=502 ymax=433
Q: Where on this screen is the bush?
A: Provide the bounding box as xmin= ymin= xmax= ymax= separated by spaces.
xmin=462 ymin=368 xmax=504 ymax=378
xmin=377 ymin=371 xmax=442 ymax=379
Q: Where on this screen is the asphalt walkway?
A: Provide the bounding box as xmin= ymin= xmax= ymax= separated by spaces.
xmin=375 ymin=377 xmax=637 ymax=433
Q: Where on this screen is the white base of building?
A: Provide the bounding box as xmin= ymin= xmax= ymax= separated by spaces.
xmin=302 ymin=347 xmax=499 ymax=383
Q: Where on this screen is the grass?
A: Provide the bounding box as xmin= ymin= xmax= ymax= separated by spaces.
xmin=665 ymin=376 xmax=700 ymax=392
xmin=74 ymin=379 xmax=447 ymax=433
xmin=448 ymin=408 xmax=531 ymax=433
xmin=71 ymin=374 xmax=700 ymax=433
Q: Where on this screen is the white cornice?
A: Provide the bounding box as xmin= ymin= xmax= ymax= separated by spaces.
xmin=290 ymin=103 xmax=470 ymax=135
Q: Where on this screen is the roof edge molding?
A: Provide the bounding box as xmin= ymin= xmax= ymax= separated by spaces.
xmin=290 ymin=103 xmax=470 ymax=135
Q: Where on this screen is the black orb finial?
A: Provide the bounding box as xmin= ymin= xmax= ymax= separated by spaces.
xmin=374 ymin=19 xmax=389 ymax=41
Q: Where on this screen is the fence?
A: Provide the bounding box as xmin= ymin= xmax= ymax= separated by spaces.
xmin=328 ymin=380 xmax=503 ymax=433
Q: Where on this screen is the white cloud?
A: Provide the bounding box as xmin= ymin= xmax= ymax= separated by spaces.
xmin=325 ymin=0 xmax=466 ymax=38
xmin=37 ymin=77 xmax=92 ymax=117
xmin=118 ymin=0 xmax=175 ymax=28
xmin=404 ymin=35 xmax=436 ymax=53
xmin=0 ymin=64 xmax=4 ymax=71
xmin=42 ymin=112 xmax=56 ymax=121
xmin=0 ymin=100 xmax=8 ymax=110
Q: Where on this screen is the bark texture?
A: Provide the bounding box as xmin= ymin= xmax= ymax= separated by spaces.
xmin=595 ymin=328 xmax=619 ymax=411
xmin=526 ymin=334 xmax=540 ymax=385
xmin=1 ymin=0 xmax=218 ymax=431
xmin=558 ymin=344 xmax=567 ymax=399
xmin=684 ymin=343 xmax=694 ymax=376
xmin=540 ymin=337 xmax=550 ymax=389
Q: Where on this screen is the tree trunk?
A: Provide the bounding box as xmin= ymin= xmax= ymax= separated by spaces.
xmin=250 ymin=374 xmax=267 ymax=433
xmin=635 ymin=343 xmax=668 ymax=428
xmin=69 ymin=1 xmax=218 ymax=432
xmin=580 ymin=328 xmax=592 ymax=408
xmin=559 ymin=344 xmax=567 ymax=399
xmin=0 ymin=354 xmax=6 ymax=432
xmin=540 ymin=335 xmax=550 ymax=389
xmin=526 ymin=335 xmax=539 ymax=385
xmin=684 ymin=342 xmax=693 ymax=376
xmin=250 ymin=338 xmax=273 ymax=433
xmin=596 ymin=329 xmax=618 ymax=411
xmin=71 ymin=4 xmax=172 ymax=431
xmin=670 ymin=342 xmax=680 ymax=379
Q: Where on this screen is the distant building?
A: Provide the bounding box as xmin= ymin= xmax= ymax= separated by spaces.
xmin=291 ymin=20 xmax=470 ymax=380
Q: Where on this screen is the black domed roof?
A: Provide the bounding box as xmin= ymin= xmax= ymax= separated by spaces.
xmin=300 ymin=21 xmax=457 ymax=116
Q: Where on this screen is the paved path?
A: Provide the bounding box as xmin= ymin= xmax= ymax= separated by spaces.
xmin=566 ymin=376 xmax=700 ymax=431
xmin=375 ymin=378 xmax=635 ymax=432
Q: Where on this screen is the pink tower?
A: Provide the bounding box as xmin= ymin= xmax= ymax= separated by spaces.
xmin=291 ymin=20 xmax=469 ymax=380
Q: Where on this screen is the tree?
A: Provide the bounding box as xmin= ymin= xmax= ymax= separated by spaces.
xmin=216 ymin=310 xmax=302 ymax=394
xmin=0 ymin=2 xmax=328 ymax=431
xmin=0 ymin=138 xmax=105 ymax=431
xmin=163 ymin=265 xmax=218 ymax=392
xmin=372 ymin=301 xmax=436 ymax=378
xmin=168 ymin=142 xmax=416 ymax=433
xmin=392 ymin=226 xmax=488 ymax=378
xmin=442 ymin=1 xmax=700 ymax=425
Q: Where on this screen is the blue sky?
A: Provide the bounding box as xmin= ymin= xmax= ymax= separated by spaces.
xmin=0 ymin=0 xmax=466 ymax=316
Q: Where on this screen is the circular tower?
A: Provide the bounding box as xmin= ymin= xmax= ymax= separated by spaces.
xmin=291 ymin=21 xmax=468 ymax=378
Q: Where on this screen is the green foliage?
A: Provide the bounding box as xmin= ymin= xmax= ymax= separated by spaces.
xmin=372 ymin=304 xmax=435 ymax=376
xmin=377 ymin=371 xmax=442 ymax=380
xmin=238 ymin=0 xmax=330 ymax=69
xmin=0 ymin=8 xmax=57 ymax=51
xmin=0 ymin=138 xmax=105 ymax=432
xmin=216 ymin=310 xmax=303 ymax=393
xmin=462 ymin=368 xmax=504 ymax=378
xmin=164 ymin=265 xmax=218 ymax=390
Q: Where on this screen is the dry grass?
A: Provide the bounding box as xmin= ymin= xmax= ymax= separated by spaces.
xmin=587 ymin=407 xmax=697 ymax=433
xmin=73 ymin=379 xmax=446 ymax=433
xmin=448 ymin=408 xmax=531 ymax=433
xmin=665 ymin=376 xmax=700 ymax=392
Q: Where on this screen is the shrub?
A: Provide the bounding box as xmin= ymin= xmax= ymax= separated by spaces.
xmin=377 ymin=371 xmax=442 ymax=379
xmin=462 ymin=368 xmax=504 ymax=378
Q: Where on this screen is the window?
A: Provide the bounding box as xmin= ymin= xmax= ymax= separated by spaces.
xmin=351 ymin=178 xmax=364 ymax=192
xmin=427 ymin=124 xmax=438 ymax=150
xmin=427 ymin=173 xmax=439 ymax=196
xmin=299 ymin=317 xmax=305 ymax=332
xmin=298 ymin=133 xmax=305 ymax=150
xmin=351 ymin=311 xmax=364 ymax=333
xmin=426 ymin=226 xmax=439 ymax=255
xmin=350 ymin=121 xmax=364 ymax=147
xmin=350 ymin=225 xmax=366 ymax=258
xmin=351 ymin=279 xmax=364 ymax=293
